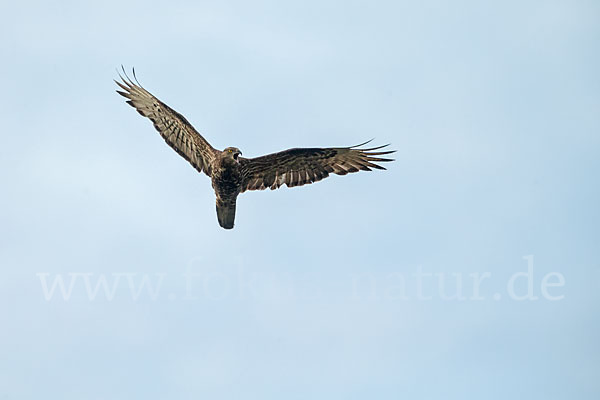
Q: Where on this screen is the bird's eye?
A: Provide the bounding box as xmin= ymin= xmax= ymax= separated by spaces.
xmin=228 ymin=149 xmax=232 ymax=153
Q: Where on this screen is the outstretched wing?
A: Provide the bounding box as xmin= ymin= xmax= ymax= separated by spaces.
xmin=238 ymin=142 xmax=394 ymax=192
xmin=115 ymin=69 xmax=217 ymax=176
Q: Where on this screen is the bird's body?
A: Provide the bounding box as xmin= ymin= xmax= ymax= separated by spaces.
xmin=212 ymin=148 xmax=243 ymax=229
xmin=116 ymin=69 xmax=394 ymax=229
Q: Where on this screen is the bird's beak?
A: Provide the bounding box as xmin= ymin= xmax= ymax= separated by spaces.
xmin=234 ymin=151 xmax=241 ymax=160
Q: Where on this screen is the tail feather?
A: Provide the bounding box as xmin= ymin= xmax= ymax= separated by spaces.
xmin=216 ymin=201 xmax=236 ymax=229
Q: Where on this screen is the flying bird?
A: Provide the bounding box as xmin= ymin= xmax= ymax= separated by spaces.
xmin=115 ymin=69 xmax=394 ymax=229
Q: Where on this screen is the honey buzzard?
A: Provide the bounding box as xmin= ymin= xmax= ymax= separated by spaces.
xmin=115 ymin=70 xmax=394 ymax=229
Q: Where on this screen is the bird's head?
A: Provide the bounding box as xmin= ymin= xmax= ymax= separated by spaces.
xmin=223 ymin=147 xmax=242 ymax=162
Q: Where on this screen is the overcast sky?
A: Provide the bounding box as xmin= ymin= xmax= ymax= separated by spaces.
xmin=1 ymin=0 xmax=599 ymax=399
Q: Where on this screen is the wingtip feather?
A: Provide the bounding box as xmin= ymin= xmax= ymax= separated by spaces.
xmin=349 ymin=138 xmax=375 ymax=148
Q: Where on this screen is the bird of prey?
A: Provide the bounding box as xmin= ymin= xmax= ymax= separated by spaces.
xmin=115 ymin=70 xmax=394 ymax=229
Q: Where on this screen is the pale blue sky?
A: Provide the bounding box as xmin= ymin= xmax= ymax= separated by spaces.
xmin=1 ymin=0 xmax=599 ymax=399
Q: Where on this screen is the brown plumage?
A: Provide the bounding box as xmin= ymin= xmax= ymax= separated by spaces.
xmin=115 ymin=69 xmax=395 ymax=229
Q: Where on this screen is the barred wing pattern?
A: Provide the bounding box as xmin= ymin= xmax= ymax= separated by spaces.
xmin=115 ymin=72 xmax=217 ymax=176
xmin=238 ymin=143 xmax=394 ymax=192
